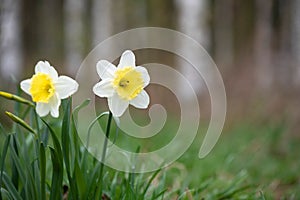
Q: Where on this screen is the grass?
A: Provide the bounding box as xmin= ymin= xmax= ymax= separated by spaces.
xmin=0 ymin=92 xmax=299 ymax=199
xmin=179 ymin=121 xmax=300 ymax=199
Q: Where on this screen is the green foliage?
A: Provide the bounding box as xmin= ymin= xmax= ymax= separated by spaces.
xmin=2 ymin=92 xmax=298 ymax=199
xmin=0 ymin=95 xmax=171 ymax=199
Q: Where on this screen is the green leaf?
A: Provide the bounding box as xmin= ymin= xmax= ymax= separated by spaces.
xmin=86 ymin=111 xmax=109 ymax=150
xmin=74 ymin=159 xmax=87 ymax=199
xmin=10 ymin=136 xmax=21 ymax=191
xmin=81 ymin=111 xmax=109 ymax=168
xmin=41 ymin=119 xmax=63 ymax=200
xmin=10 ymin=135 xmax=37 ymax=199
xmin=71 ymin=99 xmax=90 ymax=172
xmin=2 ymin=172 xmax=22 ymax=200
xmin=142 ymin=169 xmax=161 ymax=196
xmin=86 ymin=160 xmax=102 ymax=198
xmin=62 ymin=98 xmax=79 ymax=200
xmin=62 ymin=98 xmax=71 ymax=172
xmin=0 ymin=135 xmax=11 ymax=200
xmin=41 ymin=119 xmax=63 ymax=160
xmin=152 ymin=188 xmax=167 ymax=199
xmin=33 ymin=160 xmax=41 ymax=200
xmin=28 ymin=161 xmax=39 ymax=200
xmin=72 ymin=99 xmax=91 ymax=125
xmin=0 ymin=188 xmax=13 ymax=200
xmin=49 ymin=147 xmax=63 ymax=200
xmin=40 ymin=143 xmax=46 ymax=200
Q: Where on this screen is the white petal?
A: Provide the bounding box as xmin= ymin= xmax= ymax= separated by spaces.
xmin=55 ymin=76 xmax=79 ymax=99
xmin=96 ymin=60 xmax=116 ymax=79
xmin=35 ymin=61 xmax=58 ymax=80
xmin=20 ymin=79 xmax=31 ymax=95
xmin=130 ymin=90 xmax=150 ymax=109
xmin=108 ymin=93 xmax=129 ymax=117
xmin=36 ymin=102 xmax=51 ymax=117
xmin=49 ymin=93 xmax=61 ymax=118
xmin=135 ymin=66 xmax=150 ymax=87
xmin=93 ymin=79 xmax=114 ymax=97
xmin=118 ymin=50 xmax=135 ymax=68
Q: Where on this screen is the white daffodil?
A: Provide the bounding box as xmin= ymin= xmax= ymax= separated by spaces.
xmin=20 ymin=61 xmax=79 ymax=118
xmin=93 ymin=50 xmax=150 ymax=117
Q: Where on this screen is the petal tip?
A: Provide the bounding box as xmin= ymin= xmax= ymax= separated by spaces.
xmin=118 ymin=50 xmax=136 ymax=68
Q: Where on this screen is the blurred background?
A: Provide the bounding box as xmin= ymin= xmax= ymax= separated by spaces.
xmin=1 ymin=0 xmax=299 ymax=130
xmin=1 ymin=0 xmax=300 ymax=197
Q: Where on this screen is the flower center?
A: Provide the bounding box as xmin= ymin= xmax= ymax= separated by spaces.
xmin=29 ymin=73 xmax=55 ymax=103
xmin=113 ymin=67 xmax=144 ymax=100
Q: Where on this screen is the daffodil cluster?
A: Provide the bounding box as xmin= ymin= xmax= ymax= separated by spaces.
xmin=20 ymin=50 xmax=150 ymax=118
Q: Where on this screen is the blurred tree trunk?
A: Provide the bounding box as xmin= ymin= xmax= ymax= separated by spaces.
xmin=147 ymin=0 xmax=175 ymax=28
xmin=213 ymin=0 xmax=234 ymax=69
xmin=175 ymin=0 xmax=209 ymax=98
xmin=64 ymin=0 xmax=85 ymax=76
xmin=254 ymin=0 xmax=273 ymax=91
xmin=291 ymin=0 xmax=300 ymax=86
xmin=272 ymin=0 xmax=293 ymax=89
xmin=175 ymin=0 xmax=210 ymax=48
xmin=38 ymin=0 xmax=63 ymax=65
xmin=92 ymin=0 xmax=112 ymax=46
xmin=0 ymin=0 xmax=23 ymax=80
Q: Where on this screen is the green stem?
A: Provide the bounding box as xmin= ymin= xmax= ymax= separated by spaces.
xmin=98 ymin=111 xmax=113 ymax=197
xmin=34 ymin=109 xmax=40 ymax=140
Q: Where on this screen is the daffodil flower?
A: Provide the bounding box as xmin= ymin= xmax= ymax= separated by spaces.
xmin=20 ymin=61 xmax=79 ymax=117
xmin=93 ymin=50 xmax=150 ymax=117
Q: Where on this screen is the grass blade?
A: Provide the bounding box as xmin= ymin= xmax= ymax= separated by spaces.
xmin=142 ymin=169 xmax=161 ymax=196
xmin=86 ymin=160 xmax=102 ymax=198
xmin=39 ymin=143 xmax=46 ymax=200
xmin=71 ymin=99 xmax=90 ymax=171
xmin=2 ymin=173 xmax=22 ymax=200
xmin=0 ymin=135 xmax=11 ymax=200
xmin=72 ymin=99 xmax=91 ymax=125
xmin=9 ymin=135 xmax=38 ymax=199
xmin=10 ymin=136 xmax=20 ymax=191
xmin=41 ymin=119 xmax=63 ymax=200
xmin=41 ymin=118 xmax=63 ymax=159
xmin=62 ymin=98 xmax=71 ymax=172
xmin=49 ymin=147 xmax=63 ymax=200
xmin=0 ymin=188 xmax=13 ymax=200
xmin=74 ymin=159 xmax=87 ymax=199
xmin=61 ymin=98 xmax=79 ymax=199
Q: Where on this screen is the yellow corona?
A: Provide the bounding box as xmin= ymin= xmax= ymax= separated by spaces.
xmin=29 ymin=73 xmax=55 ymax=103
xmin=113 ymin=67 xmax=144 ymax=100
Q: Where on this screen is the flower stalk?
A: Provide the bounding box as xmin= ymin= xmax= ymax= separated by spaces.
xmin=98 ymin=111 xmax=113 ymax=197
